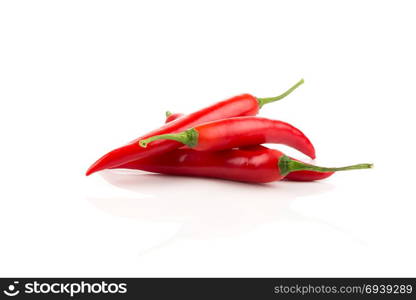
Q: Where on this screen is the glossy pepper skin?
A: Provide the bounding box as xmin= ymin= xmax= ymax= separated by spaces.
xmin=119 ymin=146 xmax=372 ymax=183
xmin=86 ymin=79 xmax=304 ymax=175
xmin=162 ymin=111 xmax=331 ymax=181
xmin=121 ymin=146 xmax=284 ymax=183
xmin=140 ymin=116 xmax=316 ymax=159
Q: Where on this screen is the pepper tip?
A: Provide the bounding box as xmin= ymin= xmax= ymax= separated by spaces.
xmin=85 ymin=163 xmax=102 ymax=176
xmin=85 ymin=167 xmax=94 ymax=176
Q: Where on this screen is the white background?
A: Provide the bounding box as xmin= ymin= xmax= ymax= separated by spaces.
xmin=1 ymin=0 xmax=415 ymax=277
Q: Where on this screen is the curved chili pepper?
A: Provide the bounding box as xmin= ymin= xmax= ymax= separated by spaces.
xmin=139 ymin=117 xmax=316 ymax=158
xmin=119 ymin=146 xmax=372 ymax=183
xmin=86 ymin=79 xmax=304 ymax=176
xmin=163 ymin=111 xmax=330 ymax=181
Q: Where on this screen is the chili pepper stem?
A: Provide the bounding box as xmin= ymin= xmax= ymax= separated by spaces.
xmin=279 ymin=155 xmax=373 ymax=177
xmin=165 ymin=111 xmax=173 ymax=117
xmin=139 ymin=128 xmax=199 ymax=148
xmin=257 ymin=78 xmax=304 ymax=108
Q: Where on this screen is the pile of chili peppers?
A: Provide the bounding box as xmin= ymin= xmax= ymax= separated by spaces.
xmin=86 ymin=79 xmax=372 ymax=183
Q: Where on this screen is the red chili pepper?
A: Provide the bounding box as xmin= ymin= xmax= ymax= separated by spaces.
xmin=86 ymin=79 xmax=304 ymax=175
xmin=163 ymin=111 xmax=330 ymax=181
xmin=139 ymin=116 xmax=316 ymax=158
xmin=119 ymin=146 xmax=372 ymax=183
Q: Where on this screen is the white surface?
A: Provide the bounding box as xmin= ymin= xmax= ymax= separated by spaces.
xmin=0 ymin=0 xmax=415 ymax=277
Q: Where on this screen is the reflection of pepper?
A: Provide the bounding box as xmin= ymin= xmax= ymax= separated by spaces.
xmin=119 ymin=146 xmax=372 ymax=183
xmin=86 ymin=79 xmax=304 ymax=175
xmin=139 ymin=117 xmax=316 ymax=159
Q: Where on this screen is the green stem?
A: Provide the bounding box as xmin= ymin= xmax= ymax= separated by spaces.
xmin=279 ymin=155 xmax=373 ymax=177
xmin=165 ymin=111 xmax=173 ymax=117
xmin=139 ymin=128 xmax=199 ymax=148
xmin=257 ymin=78 xmax=304 ymax=108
